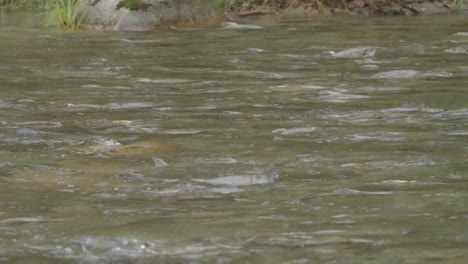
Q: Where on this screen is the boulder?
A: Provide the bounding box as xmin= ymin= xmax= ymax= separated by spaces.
xmin=80 ymin=0 xmax=222 ymax=31
xmin=406 ymin=0 xmax=453 ymax=15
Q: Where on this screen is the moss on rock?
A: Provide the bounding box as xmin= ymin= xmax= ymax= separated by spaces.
xmin=116 ymin=0 xmax=152 ymax=11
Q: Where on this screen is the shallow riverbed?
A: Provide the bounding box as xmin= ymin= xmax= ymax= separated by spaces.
xmin=0 ymin=12 xmax=468 ymax=263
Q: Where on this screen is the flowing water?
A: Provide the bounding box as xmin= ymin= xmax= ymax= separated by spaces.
xmin=1 ymin=11 xmax=468 ymax=263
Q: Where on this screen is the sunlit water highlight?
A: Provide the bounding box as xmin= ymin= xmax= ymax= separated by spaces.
xmin=0 ymin=12 xmax=467 ymax=263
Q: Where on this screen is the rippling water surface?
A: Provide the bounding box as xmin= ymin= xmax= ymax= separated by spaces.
xmin=1 ymin=12 xmax=468 ymax=263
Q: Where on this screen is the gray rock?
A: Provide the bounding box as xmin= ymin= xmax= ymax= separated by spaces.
xmin=407 ymin=0 xmax=453 ymax=15
xmin=114 ymin=9 xmax=155 ymax=31
xmin=81 ymin=0 xmax=120 ymax=26
xmin=81 ymin=0 xmax=222 ymax=31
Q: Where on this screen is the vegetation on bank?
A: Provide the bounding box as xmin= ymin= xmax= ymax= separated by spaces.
xmin=455 ymin=0 xmax=468 ymax=9
xmin=43 ymin=0 xmax=84 ymax=29
xmin=0 ymin=0 xmax=84 ymax=28
xmin=3 ymin=0 xmax=466 ymax=11
xmin=214 ymin=0 xmax=468 ymax=14
xmin=0 ymin=0 xmax=224 ymax=29
xmin=0 ymin=0 xmax=47 ymax=9
xmin=1 ymin=0 xmax=467 ymax=29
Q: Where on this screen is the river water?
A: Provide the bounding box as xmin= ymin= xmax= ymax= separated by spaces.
xmin=0 ymin=11 xmax=467 ymax=263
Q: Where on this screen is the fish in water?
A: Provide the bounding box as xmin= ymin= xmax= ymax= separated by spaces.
xmin=330 ymin=46 xmax=376 ymax=58
xmin=0 ymin=217 xmax=47 ymax=226
xmin=221 ymin=22 xmax=263 ymax=30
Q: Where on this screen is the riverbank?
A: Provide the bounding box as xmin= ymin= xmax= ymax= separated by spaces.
xmin=225 ymin=0 xmax=466 ymax=17
xmin=1 ymin=0 xmax=467 ymax=31
xmin=1 ymin=0 xmax=466 ymax=16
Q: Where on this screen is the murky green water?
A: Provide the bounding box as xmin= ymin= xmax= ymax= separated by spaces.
xmin=1 ymin=11 xmax=468 ymax=263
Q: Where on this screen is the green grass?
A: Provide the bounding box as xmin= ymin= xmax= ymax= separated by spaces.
xmin=213 ymin=0 xmax=232 ymax=7
xmin=116 ymin=0 xmax=152 ymax=11
xmin=0 ymin=0 xmax=85 ymax=29
xmin=43 ymin=0 xmax=84 ymax=29
xmin=455 ymin=0 xmax=468 ymax=9
xmin=212 ymin=0 xmax=266 ymax=11
xmin=0 ymin=0 xmax=49 ymax=9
